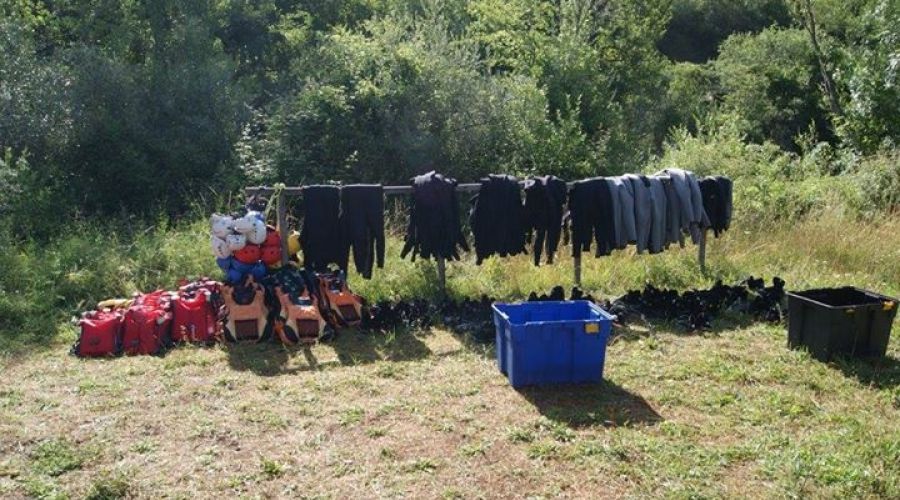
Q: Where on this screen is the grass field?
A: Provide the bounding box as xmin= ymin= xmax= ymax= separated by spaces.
xmin=1 ymin=216 xmax=898 ymax=498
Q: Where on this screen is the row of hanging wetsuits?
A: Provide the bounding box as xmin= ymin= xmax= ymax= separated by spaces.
xmin=292 ymin=169 xmax=732 ymax=279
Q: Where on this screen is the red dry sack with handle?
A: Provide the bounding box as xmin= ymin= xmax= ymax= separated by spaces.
xmin=74 ymin=310 xmax=123 ymax=357
xmin=122 ymin=292 xmax=173 ymax=355
xmin=171 ymin=292 xmax=219 ymax=343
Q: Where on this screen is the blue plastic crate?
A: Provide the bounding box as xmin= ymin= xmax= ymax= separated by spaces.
xmin=492 ymin=301 xmax=614 ymax=387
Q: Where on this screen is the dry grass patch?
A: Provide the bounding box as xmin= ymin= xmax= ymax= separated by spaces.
xmin=1 ymin=320 xmax=897 ymax=498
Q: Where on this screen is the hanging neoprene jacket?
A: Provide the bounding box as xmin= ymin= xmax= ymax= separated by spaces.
xmin=661 ymin=176 xmax=684 ymax=248
xmin=301 ymin=185 xmax=343 ymax=272
xmin=661 ymin=168 xmax=710 ymax=244
xmin=624 ymin=174 xmax=652 ymax=254
xmin=401 ymin=171 xmax=469 ymax=261
xmin=609 ymin=176 xmax=637 ymax=249
xmin=646 ymin=176 xmax=667 ymax=254
xmin=340 ymin=184 xmax=385 ymax=279
xmin=699 ymin=176 xmax=733 ymax=237
xmin=470 ymin=174 xmax=527 ymax=265
xmin=524 ymin=175 xmax=567 ymax=265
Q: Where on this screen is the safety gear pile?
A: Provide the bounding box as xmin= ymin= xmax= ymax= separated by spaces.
xmin=72 ymin=269 xmax=367 ymax=357
xmin=210 ymin=210 xmax=282 ymax=284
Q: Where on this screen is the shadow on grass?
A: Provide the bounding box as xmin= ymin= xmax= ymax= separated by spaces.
xmin=609 ymin=312 xmax=768 ymax=343
xmin=329 ymin=327 xmax=432 ymax=366
xmin=832 ymin=355 xmax=900 ymax=390
xmin=224 ymin=326 xmax=433 ymax=375
xmin=226 ymin=342 xmax=294 ymax=376
xmin=516 ymin=380 xmax=662 ymax=429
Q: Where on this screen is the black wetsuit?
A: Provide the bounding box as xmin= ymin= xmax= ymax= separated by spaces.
xmin=524 ymin=175 xmax=567 ymax=265
xmin=568 ymin=178 xmax=616 ymax=257
xmin=400 ymin=171 xmax=469 ymax=261
xmin=699 ymin=176 xmax=733 ymax=237
xmin=339 ymin=184 xmax=385 ymax=279
xmin=301 ymin=185 xmax=342 ymax=271
xmin=469 ymin=174 xmax=526 ymax=265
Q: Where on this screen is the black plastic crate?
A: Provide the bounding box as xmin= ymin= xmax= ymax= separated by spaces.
xmin=787 ymin=287 xmax=898 ymax=361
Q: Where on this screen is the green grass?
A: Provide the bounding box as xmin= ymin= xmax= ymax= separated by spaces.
xmin=0 ymin=212 xmax=898 ymax=497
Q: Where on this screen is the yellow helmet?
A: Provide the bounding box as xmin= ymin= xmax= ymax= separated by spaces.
xmin=287 ymin=230 xmax=301 ymax=257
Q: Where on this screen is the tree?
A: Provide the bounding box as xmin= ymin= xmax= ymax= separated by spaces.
xmin=714 ymin=27 xmax=831 ymax=149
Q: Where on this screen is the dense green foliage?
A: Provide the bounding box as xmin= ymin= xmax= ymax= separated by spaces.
xmin=1 ymin=0 xmax=898 ymax=232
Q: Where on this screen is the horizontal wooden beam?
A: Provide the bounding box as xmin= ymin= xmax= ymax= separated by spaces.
xmin=245 ymin=176 xmax=673 ymax=199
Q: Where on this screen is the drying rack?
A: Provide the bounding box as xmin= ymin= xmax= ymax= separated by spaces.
xmin=245 ymin=179 xmax=708 ymax=294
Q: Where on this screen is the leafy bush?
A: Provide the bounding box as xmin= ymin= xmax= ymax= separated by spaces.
xmin=714 ymin=27 xmax=831 ymax=150
xmin=656 ymin=121 xmax=859 ymax=223
xmin=848 ymin=149 xmax=900 ymax=215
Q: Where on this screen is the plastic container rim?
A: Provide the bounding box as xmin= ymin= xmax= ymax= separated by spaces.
xmin=786 ymin=287 xmax=898 ymax=310
xmin=492 ymin=300 xmax=617 ymax=326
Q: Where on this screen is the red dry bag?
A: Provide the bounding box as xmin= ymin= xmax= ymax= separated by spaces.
xmin=74 ymin=310 xmax=123 ymax=357
xmin=171 ymin=292 xmax=219 ymax=343
xmin=122 ymin=304 xmax=172 ymax=355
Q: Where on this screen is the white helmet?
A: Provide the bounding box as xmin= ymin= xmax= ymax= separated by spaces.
xmin=247 ymin=218 xmax=267 ymax=244
xmin=226 ymin=233 xmax=247 ymax=251
xmin=232 ymin=214 xmax=255 ymax=234
xmin=211 ymin=236 xmax=231 ymax=259
xmin=210 ymin=214 xmax=234 ymax=239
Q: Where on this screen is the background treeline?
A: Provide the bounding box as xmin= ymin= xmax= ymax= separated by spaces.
xmin=1 ymin=0 xmax=898 ymax=239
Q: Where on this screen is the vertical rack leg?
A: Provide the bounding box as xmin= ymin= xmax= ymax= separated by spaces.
xmin=574 ymin=253 xmax=582 ymax=288
xmin=698 ymin=229 xmax=707 ymax=273
xmin=277 ymin=190 xmax=289 ymax=266
xmin=436 ymin=257 xmax=446 ymax=298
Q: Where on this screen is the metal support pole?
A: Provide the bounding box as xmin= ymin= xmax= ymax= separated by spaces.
xmin=277 ymin=190 xmax=289 ymax=266
xmin=436 ymin=257 xmax=446 ymax=297
xmin=573 ymin=253 xmax=582 ymax=288
xmin=698 ymin=229 xmax=707 ymax=273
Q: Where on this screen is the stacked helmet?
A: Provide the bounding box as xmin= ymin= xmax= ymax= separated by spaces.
xmin=232 ymin=215 xmax=255 ymax=234
xmin=226 ymin=234 xmax=247 ymax=251
xmin=211 ymin=237 xmax=230 ymax=259
xmin=287 ymin=231 xmax=301 ymax=256
xmin=247 ymin=218 xmax=267 ymax=245
xmin=234 ymin=244 xmax=261 ymax=264
xmin=216 ymin=257 xmax=233 ymax=272
xmin=261 ymin=245 xmax=281 ymax=266
xmin=264 ymin=226 xmax=280 ymax=247
xmin=210 ymin=214 xmax=234 ymax=239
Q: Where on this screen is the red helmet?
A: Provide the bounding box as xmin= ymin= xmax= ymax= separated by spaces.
xmin=264 ymin=226 xmax=281 ymax=247
xmin=233 ymin=244 xmax=261 ymax=264
xmin=260 ymin=245 xmax=281 ymax=266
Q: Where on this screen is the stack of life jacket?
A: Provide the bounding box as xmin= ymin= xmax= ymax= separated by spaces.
xmin=220 ymin=277 xmax=270 ymax=343
xmin=263 ymin=268 xmax=328 ymax=345
xmin=171 ymin=279 xmax=222 ymax=344
xmin=469 ymin=174 xmax=527 ymax=265
xmin=401 ymin=171 xmax=469 ymax=262
xmin=315 ymin=270 xmax=364 ymax=328
xmin=121 ymin=290 xmax=174 ymax=356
